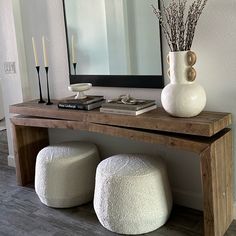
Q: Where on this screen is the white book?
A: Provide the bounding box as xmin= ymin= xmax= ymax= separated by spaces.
xmin=100 ymin=104 xmax=157 ymax=116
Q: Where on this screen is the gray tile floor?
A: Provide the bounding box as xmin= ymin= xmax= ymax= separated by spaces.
xmin=0 ymin=130 xmax=235 ymax=236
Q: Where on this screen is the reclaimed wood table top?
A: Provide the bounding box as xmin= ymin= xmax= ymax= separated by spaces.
xmin=10 ymin=100 xmax=232 ymax=137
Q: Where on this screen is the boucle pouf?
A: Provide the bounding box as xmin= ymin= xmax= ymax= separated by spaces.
xmin=94 ymin=154 xmax=172 ymax=235
xmin=35 ymin=141 xmax=100 ymax=208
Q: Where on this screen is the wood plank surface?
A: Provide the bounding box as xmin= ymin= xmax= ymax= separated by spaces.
xmin=200 ymin=130 xmax=233 ymax=236
xmin=11 ymin=116 xmax=89 ymax=131
xmin=9 ymin=100 xmax=232 ymax=137
xmin=11 ymin=116 xmax=209 ymax=154
xmin=9 ymin=100 xmax=234 ymax=236
xmin=12 ymin=124 xmax=49 ymax=186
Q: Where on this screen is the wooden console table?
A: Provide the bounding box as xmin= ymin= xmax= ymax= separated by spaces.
xmin=10 ymin=100 xmax=233 ymax=236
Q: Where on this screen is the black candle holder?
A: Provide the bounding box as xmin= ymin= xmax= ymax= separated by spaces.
xmin=73 ymin=62 xmax=77 ymax=75
xmin=35 ymin=66 xmax=45 ymax=103
xmin=45 ymin=67 xmax=53 ymax=105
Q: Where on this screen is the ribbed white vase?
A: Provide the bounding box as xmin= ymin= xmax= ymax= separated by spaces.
xmin=161 ymin=51 xmax=206 ymax=117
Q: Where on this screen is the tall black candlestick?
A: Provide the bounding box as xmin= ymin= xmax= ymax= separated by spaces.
xmin=36 ymin=66 xmax=45 ymax=103
xmin=73 ymin=62 xmax=77 ymax=75
xmin=45 ymin=67 xmax=53 ymax=105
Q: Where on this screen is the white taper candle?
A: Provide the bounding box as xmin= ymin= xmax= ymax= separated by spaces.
xmin=71 ymin=35 xmax=76 ymax=63
xmin=42 ymin=36 xmax=48 ymax=67
xmin=32 ymin=37 xmax=39 ymax=66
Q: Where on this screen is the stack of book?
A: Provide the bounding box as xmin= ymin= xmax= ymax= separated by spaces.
xmin=100 ymin=99 xmax=157 ymax=115
xmin=58 ymin=96 xmax=105 ymax=110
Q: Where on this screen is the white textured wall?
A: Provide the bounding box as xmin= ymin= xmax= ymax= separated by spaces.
xmin=2 ymin=0 xmax=236 ymax=210
xmin=0 ymin=0 xmax=25 ymax=163
xmin=0 ymin=79 xmax=4 ymax=120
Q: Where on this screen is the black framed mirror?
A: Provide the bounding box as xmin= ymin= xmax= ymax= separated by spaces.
xmin=63 ymin=0 xmax=164 ymax=88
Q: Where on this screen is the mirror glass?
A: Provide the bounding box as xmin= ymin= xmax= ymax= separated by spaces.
xmin=63 ymin=0 xmax=164 ymax=88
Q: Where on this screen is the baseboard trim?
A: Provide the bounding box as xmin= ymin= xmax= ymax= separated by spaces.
xmin=172 ymin=188 xmax=203 ymax=210
xmin=172 ymin=189 xmax=236 ymax=217
xmin=8 ymin=154 xmax=15 ymax=167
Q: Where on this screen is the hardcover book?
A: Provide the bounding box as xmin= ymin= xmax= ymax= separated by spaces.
xmin=102 ymin=99 xmax=156 ymax=111
xmin=58 ymin=100 xmax=105 ymax=111
xmin=100 ymin=104 xmax=157 ymax=116
xmin=58 ymin=96 xmax=105 ymax=110
xmin=58 ymin=99 xmax=105 ymax=111
xmin=64 ymin=95 xmax=105 ymax=104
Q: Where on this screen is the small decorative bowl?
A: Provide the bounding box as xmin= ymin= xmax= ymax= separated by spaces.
xmin=68 ymin=83 xmax=92 ymax=99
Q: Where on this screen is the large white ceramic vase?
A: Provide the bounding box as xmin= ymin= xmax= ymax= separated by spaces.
xmin=161 ymin=51 xmax=206 ymax=117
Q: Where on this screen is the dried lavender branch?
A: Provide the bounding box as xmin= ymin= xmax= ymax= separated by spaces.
xmin=160 ymin=1 xmax=177 ymax=51
xmin=178 ymin=0 xmax=187 ymax=51
xmin=152 ymin=0 xmax=208 ymax=52
xmin=185 ymin=2 xmax=197 ymax=50
xmin=170 ymin=0 xmax=187 ymax=50
xmin=151 ymin=4 xmax=173 ymax=51
xmin=170 ymin=1 xmax=178 ymax=51
xmin=160 ymin=1 xmax=174 ymax=49
xmin=185 ymin=0 xmax=208 ymax=50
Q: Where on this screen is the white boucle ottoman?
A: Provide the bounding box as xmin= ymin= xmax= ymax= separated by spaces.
xmin=35 ymin=141 xmax=100 ymax=208
xmin=94 ymin=154 xmax=172 ymax=235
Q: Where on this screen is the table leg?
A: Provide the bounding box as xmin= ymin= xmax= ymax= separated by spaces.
xmin=200 ymin=130 xmax=233 ymax=236
xmin=12 ymin=125 xmax=49 ymax=186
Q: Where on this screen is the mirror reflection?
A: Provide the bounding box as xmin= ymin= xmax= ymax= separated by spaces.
xmin=64 ymin=0 xmax=162 ymax=76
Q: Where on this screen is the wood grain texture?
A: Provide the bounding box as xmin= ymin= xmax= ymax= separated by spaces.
xmin=0 ymin=129 xmax=8 ymax=165
xmin=9 ymin=100 xmax=233 ymax=236
xmin=200 ymin=131 xmax=233 ymax=236
xmin=11 ymin=124 xmax=49 ymax=186
xmin=11 ymin=115 xmax=89 ymax=131
xmin=11 ymin=116 xmax=209 ymax=154
xmin=9 ymin=100 xmax=232 ymax=137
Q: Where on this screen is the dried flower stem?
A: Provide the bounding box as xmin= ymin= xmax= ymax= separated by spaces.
xmin=152 ymin=0 xmax=208 ymax=52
